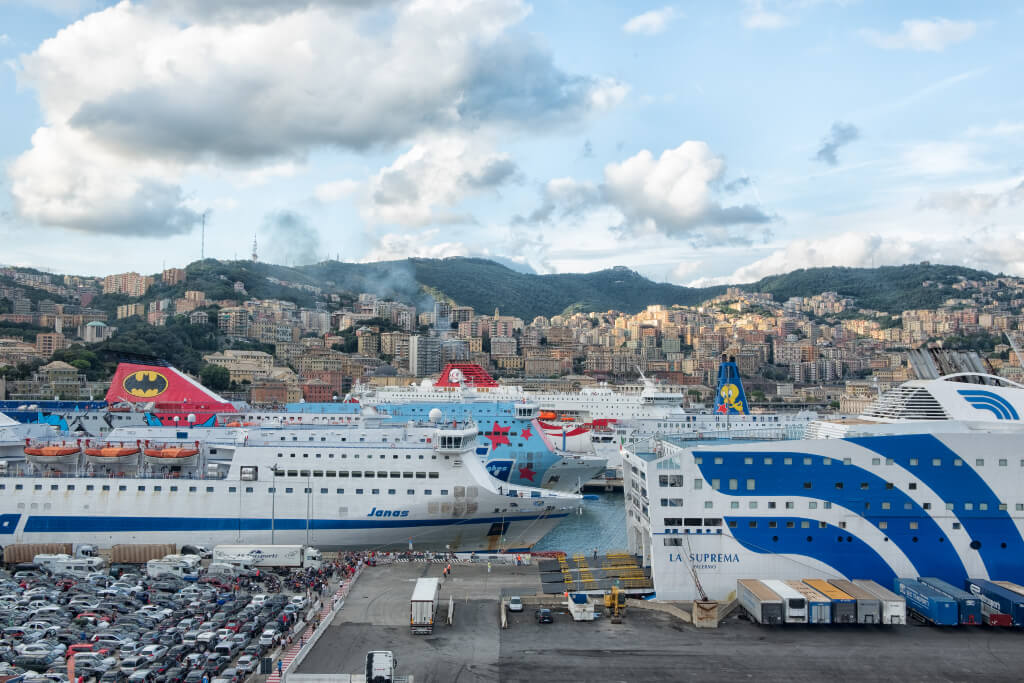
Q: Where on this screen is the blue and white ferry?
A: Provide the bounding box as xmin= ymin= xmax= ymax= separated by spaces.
xmin=624 ymin=372 xmax=1024 ymax=600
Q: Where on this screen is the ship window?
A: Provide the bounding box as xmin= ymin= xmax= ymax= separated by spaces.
xmin=408 ymin=489 xmax=415 ymax=495
xmin=748 ymin=501 xmax=758 ymax=509
xmin=354 ymin=488 xmax=362 ymax=494
xmin=819 ymin=521 xmax=827 ymax=528
xmin=424 ymin=490 xmax=432 ymax=495
xmin=769 ymin=521 xmax=778 ymax=528
xmin=86 ymin=485 xmax=93 ymax=491
xmin=999 ymin=459 xmax=1008 ymax=467
xmin=768 ymin=502 xmax=776 ymax=509
xmin=904 ymin=502 xmax=912 ymax=510
xmin=1016 ymin=504 xmax=1024 ymax=511
xmin=337 ymin=489 xmax=344 ymax=494
xmin=784 ymin=458 xmax=792 ymax=465
xmin=352 ymin=472 xmax=362 ymax=478
xmin=746 ymin=479 xmax=755 ymax=490
xmin=228 ymin=486 xmax=236 ymax=493
xmin=663 ymin=538 xmax=683 ymax=546
xmin=979 ymin=503 xmax=988 ymax=511
xmin=748 ymin=521 xmax=757 ymax=528
xmin=763 ymin=457 xmax=773 ymax=465
xmin=744 ymin=457 xmax=753 ymax=465
xmin=923 ymin=502 xmax=931 ymax=510
xmin=976 ymin=459 xmax=984 ymax=466
xmin=730 ymin=501 xmax=739 ymax=509
xmin=245 ymin=487 xmax=254 ymax=493
xmin=711 ymin=479 xmax=720 ymax=490
xmin=714 ymin=457 xmax=723 ymax=465
xmin=871 ymin=458 xmax=880 ymax=465
xmin=429 ymin=472 xmax=439 ymax=479
xmin=953 ymin=522 xmax=961 ymax=529
xmin=287 ymin=470 xmax=298 ymax=477
xmin=285 ymin=488 xmax=294 ymax=493
xmin=882 ymin=502 xmax=891 ymax=510
xmin=838 ymin=522 xmax=846 ymax=529
xmin=835 ymin=482 xmax=843 ymax=489
xmin=300 ymin=470 xmax=310 ymax=477
xmin=728 ymin=479 xmax=738 ymax=490
xmin=909 ymin=521 xmax=919 ymax=529
xmin=801 ymin=521 xmax=810 ymax=529
xmin=313 ymin=471 xmax=323 ymax=477
xmin=441 ymin=489 xmax=449 ymax=495
xmin=728 ymin=521 xmax=737 ymax=528
xmin=808 ymin=502 xmax=817 ymax=509
xmin=705 ymin=518 xmax=722 ymax=527
xmin=14 ymin=485 xmax=22 ymax=490
xmin=954 ymin=459 xmax=963 ymax=467
xmin=364 ymin=471 xmax=374 ymax=478
xmin=964 ymin=503 xmax=974 ymax=511
xmin=860 ymin=482 xmax=869 ymax=490
xmin=206 ymin=486 xmax=214 ymax=492
xmin=371 ymin=489 xmax=379 ymax=495
xmin=879 ymin=521 xmax=888 ymax=529
xmin=189 ymin=486 xmax=197 ymax=492
xmin=909 ymin=482 xmax=917 ymax=490
xmin=886 ymin=482 xmax=894 ymax=489
xmin=326 ymin=471 xmax=336 ymax=478
xmin=704 ymin=501 xmax=713 ymax=509
xmin=803 ymin=482 xmax=812 ymax=489
xmin=693 ymin=479 xmax=702 ymax=490
xmin=823 ymin=502 xmax=832 ymax=509
xmin=909 ymin=458 xmax=918 ymax=466
xmin=803 ymin=457 xmax=812 ymax=465
xmin=119 ymin=485 xmax=126 ymax=491
xmin=785 ymin=502 xmax=794 ymax=509
xmin=932 ymin=458 xmax=941 ymax=466
xmin=664 ymin=518 xmax=682 ymax=526
xmin=338 ymin=471 xmax=349 ymax=478
xmin=378 ymin=471 xmax=389 ymax=478
xmin=822 ymin=458 xmax=831 ymax=466
xmin=785 ymin=521 xmax=795 ymax=528
xmin=34 ymin=484 xmax=42 ymax=491
xmin=320 ymin=488 xmax=328 ymax=494
xmin=694 ymin=457 xmax=702 ymax=464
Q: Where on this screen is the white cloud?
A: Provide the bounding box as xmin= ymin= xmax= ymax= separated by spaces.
xmin=901 ymin=142 xmax=976 ymax=176
xmin=603 ymin=141 xmax=771 ymax=237
xmin=920 ymin=178 xmax=1024 ymax=216
xmin=314 ymin=179 xmax=360 ymax=203
xmin=742 ymin=0 xmax=789 ymax=30
xmin=669 ymin=260 xmax=701 ymax=282
xmin=622 ymin=7 xmax=678 ymax=35
xmin=362 ymin=135 xmax=519 ymax=226
xmin=0 ymin=34 xmax=9 ymax=45
xmin=861 ymin=18 xmax=976 ymax=52
xmin=363 ymin=229 xmax=470 ymax=262
xmin=10 ymin=0 xmax=623 ymax=235
xmin=966 ymin=121 xmax=1024 ymax=138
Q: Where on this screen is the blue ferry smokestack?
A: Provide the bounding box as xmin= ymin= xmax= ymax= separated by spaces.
xmin=714 ymin=355 xmax=749 ymax=415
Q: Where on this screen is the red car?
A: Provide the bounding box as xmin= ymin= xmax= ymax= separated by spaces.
xmin=223 ymin=621 xmax=241 ymax=633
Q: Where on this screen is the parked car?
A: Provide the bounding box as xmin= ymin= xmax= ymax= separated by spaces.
xmin=508 ymin=596 xmax=523 ymax=612
xmin=535 ymin=608 xmax=553 ymax=624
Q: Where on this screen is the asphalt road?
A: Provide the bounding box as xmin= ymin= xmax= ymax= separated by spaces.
xmin=297 ymin=562 xmax=1024 ymax=683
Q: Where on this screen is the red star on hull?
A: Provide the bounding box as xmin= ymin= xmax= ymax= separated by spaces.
xmin=520 ymin=426 xmax=533 ymax=440
xmin=486 ymin=421 xmax=512 ymax=449
xmin=517 ymin=465 xmax=536 ymax=482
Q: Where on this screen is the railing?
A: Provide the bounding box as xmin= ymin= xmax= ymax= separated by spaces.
xmin=0 ymin=468 xmax=228 ymax=480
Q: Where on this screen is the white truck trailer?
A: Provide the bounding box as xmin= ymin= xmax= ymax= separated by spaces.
xmin=212 ymin=545 xmax=322 ymax=569
xmin=410 ymin=578 xmax=441 ymax=635
xmin=737 ymin=579 xmax=783 ymax=625
xmin=762 ymin=579 xmax=809 ymax=624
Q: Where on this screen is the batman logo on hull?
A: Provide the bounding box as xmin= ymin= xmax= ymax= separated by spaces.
xmin=123 ymin=370 xmax=169 ymax=398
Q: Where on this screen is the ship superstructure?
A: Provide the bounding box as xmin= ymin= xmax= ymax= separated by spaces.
xmin=623 ymin=372 xmax=1024 ymax=601
xmin=4 ymin=416 xmax=579 ymax=551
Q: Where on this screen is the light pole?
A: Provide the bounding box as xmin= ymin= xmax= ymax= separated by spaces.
xmin=271 ymin=468 xmax=276 ymax=544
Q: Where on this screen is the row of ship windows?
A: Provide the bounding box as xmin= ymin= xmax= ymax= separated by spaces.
xmin=660 ymin=474 xmax=928 ymax=494
xmin=1 ymin=483 xmax=449 ymax=495
xmin=668 ymin=517 xmax=938 ymax=531
xmin=274 ymin=470 xmax=441 ymax=479
xmin=659 ymin=498 xmax=1018 ymax=513
xmin=690 ymin=455 xmax=1024 ymax=468
xmin=275 ymin=453 xmax=440 ymax=460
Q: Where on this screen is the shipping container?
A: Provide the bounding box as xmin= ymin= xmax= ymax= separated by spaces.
xmin=3 ymin=543 xmax=72 ymax=565
xmin=737 ymin=580 xmax=784 ymax=625
xmin=993 ymin=581 xmax=1024 ymax=600
xmin=918 ymin=577 xmax=982 ymax=626
xmin=784 ymin=580 xmax=832 ymax=624
xmin=893 ymin=578 xmax=958 ymax=626
xmin=853 ymin=580 xmax=907 ymax=625
xmin=110 ymin=544 xmax=177 ymax=564
xmin=964 ymin=579 xmax=1024 ymax=627
xmin=410 ymin=578 xmax=440 ymax=635
xmin=760 ymin=580 xmax=808 ymax=624
xmin=829 ymin=580 xmax=881 ymax=625
xmin=212 ymin=545 xmax=321 ymax=569
xmin=803 ymin=579 xmax=857 ymax=624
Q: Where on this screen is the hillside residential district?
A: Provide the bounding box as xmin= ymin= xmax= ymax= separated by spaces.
xmin=1 ymin=263 xmax=1022 ymax=408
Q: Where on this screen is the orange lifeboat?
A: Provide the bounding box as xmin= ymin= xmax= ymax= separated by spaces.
xmin=144 ymin=442 xmax=200 ymax=467
xmin=25 ymin=441 xmax=81 ymax=466
xmin=85 ymin=442 xmax=140 ymax=468
xmin=84 ymin=446 xmax=141 ymax=458
xmin=539 ymin=411 xmax=557 ymax=420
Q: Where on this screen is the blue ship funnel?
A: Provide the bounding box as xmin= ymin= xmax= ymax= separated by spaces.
xmin=714 ymin=355 xmax=749 ymax=415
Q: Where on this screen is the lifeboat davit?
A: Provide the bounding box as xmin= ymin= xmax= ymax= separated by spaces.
xmin=85 ymin=443 xmax=140 ymax=467
xmin=25 ymin=441 xmax=81 ymax=466
xmin=144 ymin=442 xmax=200 ymax=468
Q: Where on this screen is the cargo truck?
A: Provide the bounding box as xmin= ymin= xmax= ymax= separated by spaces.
xmin=212 ymin=545 xmax=322 ymax=569
xmin=894 ymin=578 xmax=957 ymax=626
xmin=853 ymin=580 xmax=907 ymax=625
xmin=918 ymin=577 xmax=981 ymax=625
xmin=410 ymin=578 xmax=440 ymax=635
xmin=829 ymin=580 xmax=881 ymax=624
xmin=965 ymin=579 xmax=1024 ymax=626
xmin=803 ymin=579 xmax=857 ymax=624
xmin=737 ymin=580 xmax=783 ymax=625
xmin=784 ymin=580 xmax=832 ymax=624
xmin=760 ymin=580 xmax=808 ymax=624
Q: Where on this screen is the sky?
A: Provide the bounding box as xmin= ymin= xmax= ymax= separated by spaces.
xmin=0 ymin=0 xmax=1022 ymax=285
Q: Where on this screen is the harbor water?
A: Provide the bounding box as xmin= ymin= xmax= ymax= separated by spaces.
xmin=533 ymin=491 xmax=627 ymax=554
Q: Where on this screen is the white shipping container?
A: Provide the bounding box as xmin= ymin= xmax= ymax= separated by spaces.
xmin=761 ymin=580 xmax=809 ymax=624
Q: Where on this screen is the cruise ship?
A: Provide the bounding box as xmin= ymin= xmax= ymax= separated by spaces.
xmin=623 ymin=371 xmax=1024 ymax=601
xmin=4 ymin=415 xmax=580 ymax=552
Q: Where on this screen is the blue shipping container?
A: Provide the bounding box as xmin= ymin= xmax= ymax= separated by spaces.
xmin=919 ymin=577 xmax=983 ymax=625
xmin=893 ymin=578 xmax=958 ymax=626
xmin=964 ymin=579 xmax=1024 ymax=626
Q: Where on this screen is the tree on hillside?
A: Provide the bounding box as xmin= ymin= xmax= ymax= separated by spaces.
xmin=200 ymin=364 xmax=231 ymax=392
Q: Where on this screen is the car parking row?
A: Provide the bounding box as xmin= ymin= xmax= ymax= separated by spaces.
xmin=0 ymin=564 xmax=316 ymax=683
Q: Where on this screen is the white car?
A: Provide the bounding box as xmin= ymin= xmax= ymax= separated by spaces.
xmin=257 ymin=630 xmax=280 ymax=647
xmin=140 ymin=645 xmax=167 ymax=660
xmin=250 ymin=594 xmax=268 ymax=607
xmin=507 ymin=596 xmax=523 ymax=612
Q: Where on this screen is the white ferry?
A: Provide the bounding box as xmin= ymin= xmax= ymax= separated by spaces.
xmin=624 ymin=373 xmax=1024 ymax=601
xmin=3 ymin=416 xmax=580 ymax=552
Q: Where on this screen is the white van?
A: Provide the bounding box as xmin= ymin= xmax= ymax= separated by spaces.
xmin=206 ymin=563 xmax=239 ymax=578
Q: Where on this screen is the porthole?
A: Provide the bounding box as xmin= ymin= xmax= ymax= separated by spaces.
xmin=970 ymin=540 xmax=982 ymax=550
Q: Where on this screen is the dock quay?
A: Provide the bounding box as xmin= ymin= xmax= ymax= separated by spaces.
xmin=294 ymin=558 xmax=1024 ymax=683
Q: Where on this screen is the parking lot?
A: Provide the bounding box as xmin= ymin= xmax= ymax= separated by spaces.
xmin=0 ymin=551 xmax=359 ymax=683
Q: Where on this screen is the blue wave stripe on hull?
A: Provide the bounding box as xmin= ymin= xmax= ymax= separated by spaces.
xmin=23 ymin=513 xmax=569 ymax=533
xmin=0 ymin=514 xmax=21 ymax=535
xmin=847 ymin=434 xmax=1024 ymax=581
xmin=694 ymin=448 xmax=964 ymax=581
xmin=727 ymin=516 xmax=896 ymax=585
